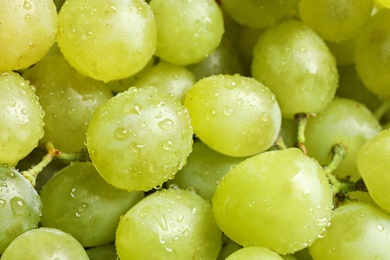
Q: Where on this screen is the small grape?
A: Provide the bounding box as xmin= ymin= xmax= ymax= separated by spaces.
xmin=116 ymin=188 xmax=222 ymax=259
xmin=225 ymin=246 xmax=283 ymax=260
xmin=86 ymin=244 xmax=117 ymax=260
xmin=252 ymin=19 xmax=339 ymax=118
xmin=184 ymin=74 xmax=282 ymax=157
xmin=0 ymin=71 xmax=44 ymax=166
xmin=86 ymin=87 xmax=193 ymax=191
xmin=57 ymin=0 xmax=157 ymax=82
xmin=1 ymin=227 xmax=89 ymax=259
xmin=149 ymin=0 xmax=224 ymax=65
xmin=0 ymin=0 xmax=57 ymax=70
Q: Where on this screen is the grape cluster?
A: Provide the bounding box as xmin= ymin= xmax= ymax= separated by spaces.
xmin=1 ymin=0 xmax=390 ymax=259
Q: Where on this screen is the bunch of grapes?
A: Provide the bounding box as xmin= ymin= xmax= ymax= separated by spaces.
xmin=2 ymin=0 xmax=390 ymax=259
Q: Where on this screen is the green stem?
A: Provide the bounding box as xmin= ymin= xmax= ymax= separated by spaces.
xmin=274 ymin=136 xmax=288 ymax=150
xmin=21 ymin=142 xmax=90 ymax=186
xmin=294 ymin=113 xmax=315 ymax=154
xmin=374 ymin=98 xmax=390 ymax=122
xmin=323 ymin=143 xmax=354 ymax=195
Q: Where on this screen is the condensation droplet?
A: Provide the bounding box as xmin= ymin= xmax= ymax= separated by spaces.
xmin=377 ymin=224 xmax=385 ymax=232
xmin=78 ymin=203 xmax=88 ymax=213
xmin=223 ymin=106 xmax=234 ymax=117
xmin=115 ymin=127 xmax=129 ymax=139
xmin=0 ymin=199 xmax=6 ymax=209
xmin=10 ymin=197 xmax=27 ymax=215
xmin=162 ymin=139 xmax=173 ymax=151
xmin=158 ymin=119 xmax=174 ymax=130
xmin=177 ymin=213 xmax=184 ymax=223
xmin=236 ymin=99 xmax=244 ymax=106
xmin=260 ymin=113 xmax=269 ymax=122
xmin=6 ymin=171 xmax=16 ymax=179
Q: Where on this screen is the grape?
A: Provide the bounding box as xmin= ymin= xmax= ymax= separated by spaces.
xmin=86 ymin=86 xmax=193 ymax=191
xmin=40 ymin=161 xmax=144 ymax=247
xmin=22 ymin=45 xmax=113 ymax=153
xmin=86 ymin=244 xmax=117 ymax=260
xmin=167 ymin=140 xmax=245 ymax=202
xmin=184 ymin=74 xmax=282 ymax=157
xmin=116 ymin=188 xmax=222 ymax=259
xmin=0 ymin=165 xmax=42 ymax=254
xmin=0 ymin=0 xmax=57 ymax=70
xmin=298 ymin=0 xmax=373 ymax=43
xmin=1 ymin=227 xmax=89 ymax=259
xmin=149 ymin=0 xmax=224 ymax=65
xmin=220 ymin=0 xmax=299 ymax=29
xmin=355 ymin=9 xmax=390 ymax=97
xmin=217 ymin=242 xmax=242 ymax=260
xmin=357 ymin=129 xmax=390 ymax=213
xmin=0 ymin=71 xmax=44 ymax=166
xmin=187 ymin=37 xmax=244 ymax=81
xmin=304 ymin=98 xmax=381 ymax=181
xmin=309 ymin=202 xmax=390 ymax=259
xmin=377 ymin=0 xmax=390 ymax=9
xmin=135 ymin=61 xmax=195 ymax=104
xmin=251 ymin=20 xmax=338 ymax=118
xmin=212 ymin=148 xmax=333 ymax=254
xmin=57 ymin=0 xmax=157 ymax=82
xmin=225 ymin=246 xmax=283 ymax=260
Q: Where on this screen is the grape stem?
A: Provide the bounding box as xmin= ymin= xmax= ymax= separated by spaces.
xmin=322 ymin=143 xmax=354 ymax=195
xmin=274 ymin=136 xmax=287 ymax=150
xmin=294 ymin=113 xmax=316 ymax=154
xmin=21 ymin=142 xmax=90 ymax=186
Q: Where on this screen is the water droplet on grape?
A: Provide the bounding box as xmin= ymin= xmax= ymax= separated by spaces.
xmin=315 ymin=217 xmax=329 ymax=227
xmin=377 ymin=224 xmax=385 ymax=232
xmin=162 ymin=139 xmax=173 ymax=151
xmin=0 ymin=182 xmax=7 ymax=188
xmin=158 ymin=119 xmax=174 ymax=130
xmin=223 ymin=106 xmax=234 ymax=117
xmin=70 ymin=187 xmax=76 ymax=198
xmin=10 ymin=197 xmax=27 ymax=215
xmin=6 ymin=171 xmax=16 ymax=179
xmin=182 ymin=229 xmax=189 ymax=237
xmin=130 ymin=142 xmax=145 ymax=154
xmin=23 ymin=1 xmax=32 ymax=10
xmin=115 ymin=127 xmax=129 ymax=140
xmin=0 ymin=199 xmax=6 ymax=209
xmin=260 ymin=113 xmax=269 ymax=122
xmin=78 ymin=203 xmax=88 ymax=212
xmin=177 ymin=213 xmax=184 ymax=223
xmin=225 ymin=80 xmax=237 ymax=89
xmin=236 ymin=99 xmax=244 ymax=106
xmin=157 ymin=216 xmax=169 ymax=231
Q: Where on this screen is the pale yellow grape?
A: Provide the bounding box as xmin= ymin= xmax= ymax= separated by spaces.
xmin=221 ymin=0 xmax=299 ymax=29
xmin=149 ymin=0 xmax=224 ymax=65
xmin=116 ymin=188 xmax=222 ymax=259
xmin=135 ymin=61 xmax=195 ymax=104
xmin=0 ymin=71 xmax=44 ymax=166
xmin=225 ymin=246 xmax=283 ymax=260
xmin=57 ymin=0 xmax=156 ymax=82
xmin=376 ymin=0 xmax=390 ymax=9
xmin=212 ymin=148 xmax=333 ymax=254
xmin=86 ymin=87 xmax=193 ymax=192
xmin=184 ymin=74 xmax=281 ymax=157
xmin=355 ymin=9 xmax=390 ymax=97
xmin=0 ymin=0 xmax=57 ymax=70
xmin=309 ymin=202 xmax=390 ymax=259
xmin=299 ymin=0 xmax=373 ymax=43
xmin=252 ymin=20 xmax=338 ymax=118
xmin=357 ymin=129 xmax=390 ymax=213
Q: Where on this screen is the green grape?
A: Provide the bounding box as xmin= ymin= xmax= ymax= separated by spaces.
xmin=0 ymin=0 xmax=57 ymax=70
xmin=305 ymin=98 xmax=381 ymax=181
xmin=251 ymin=20 xmax=338 ymax=118
xmin=0 ymin=71 xmax=44 ymax=166
xmin=336 ymin=65 xmax=380 ymax=112
xmin=86 ymin=87 xmax=193 ymax=191
xmin=325 ymin=37 xmax=356 ymax=65
xmin=57 ymin=0 xmax=157 ymax=82
xmin=298 ymin=0 xmax=373 ymax=43
xmin=220 ymin=0 xmax=299 ymax=29
xmin=167 ymin=140 xmax=245 ymax=202
xmin=86 ymin=244 xmax=118 ymax=260
xmin=225 ymin=246 xmax=283 ymax=260
xmin=0 ymin=165 xmax=42 ymax=254
xmin=184 ymin=74 xmax=282 ymax=157
xmin=212 ymin=148 xmax=333 ymax=255
xmin=377 ymin=0 xmax=390 ymax=9
xmin=357 ymin=129 xmax=390 ymax=213
xmin=116 ymin=188 xmax=222 ymax=259
xmin=187 ymin=37 xmax=244 ymax=81
xmin=355 ymin=9 xmax=390 ymax=97
xmin=22 ymin=45 xmax=113 ymax=153
xmin=106 ymin=56 xmax=156 ymax=93
xmin=135 ymin=61 xmax=195 ymax=104
xmin=40 ymin=161 xmax=144 ymax=247
xmin=149 ymin=0 xmax=224 ymax=65
xmin=1 ymin=227 xmax=89 ymax=259
xmin=309 ymin=202 xmax=390 ymax=259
